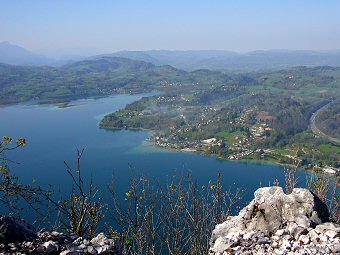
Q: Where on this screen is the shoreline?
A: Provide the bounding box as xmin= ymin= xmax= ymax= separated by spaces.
xmin=0 ymin=90 xmax=159 ymax=109
xmin=150 ymin=140 xmax=340 ymax=178
xmin=100 ymin=125 xmax=328 ymax=173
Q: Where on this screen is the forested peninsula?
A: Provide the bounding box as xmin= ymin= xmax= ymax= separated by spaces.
xmin=1 ymin=57 xmax=339 ymax=172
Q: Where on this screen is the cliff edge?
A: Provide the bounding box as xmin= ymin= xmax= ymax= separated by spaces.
xmin=209 ymin=186 xmax=339 ymax=255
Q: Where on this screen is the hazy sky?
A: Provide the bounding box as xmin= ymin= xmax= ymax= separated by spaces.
xmin=1 ymin=0 xmax=340 ymax=52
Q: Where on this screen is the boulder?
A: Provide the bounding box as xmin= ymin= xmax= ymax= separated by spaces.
xmin=0 ymin=223 xmax=121 ymax=254
xmin=209 ymin=187 xmax=337 ymax=255
xmin=42 ymin=240 xmax=59 ymax=254
xmin=210 ymin=187 xmax=329 ymax=245
xmin=0 ymin=215 xmax=37 ymax=243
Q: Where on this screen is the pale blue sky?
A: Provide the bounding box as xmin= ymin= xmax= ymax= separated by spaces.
xmin=1 ymin=0 xmax=339 ymax=52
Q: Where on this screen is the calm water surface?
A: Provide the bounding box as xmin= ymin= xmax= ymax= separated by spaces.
xmin=0 ymin=94 xmax=306 ymax=220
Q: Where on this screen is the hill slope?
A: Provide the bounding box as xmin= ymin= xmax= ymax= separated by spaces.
xmin=0 ymin=56 xmax=225 ymax=104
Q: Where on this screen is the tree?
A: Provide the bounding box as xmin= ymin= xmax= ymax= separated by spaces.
xmin=0 ymin=136 xmax=40 ymax=212
xmin=44 ymin=149 xmax=106 ymax=239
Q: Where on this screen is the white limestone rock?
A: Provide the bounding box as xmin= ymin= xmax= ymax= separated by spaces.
xmin=209 ymin=187 xmax=339 ymax=255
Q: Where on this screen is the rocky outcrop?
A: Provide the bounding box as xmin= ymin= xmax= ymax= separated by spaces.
xmin=209 ymin=186 xmax=340 ymax=255
xmin=0 ymin=215 xmax=37 ymax=244
xmin=0 ymin=216 xmax=120 ymax=255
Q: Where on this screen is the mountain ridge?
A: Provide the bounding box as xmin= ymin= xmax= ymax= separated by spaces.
xmin=2 ymin=41 xmax=340 ymax=71
xmin=101 ymin=49 xmax=340 ymax=71
xmin=0 ymin=41 xmax=53 ymax=66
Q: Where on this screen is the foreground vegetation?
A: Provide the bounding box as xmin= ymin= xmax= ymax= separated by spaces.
xmin=1 ymin=136 xmax=339 ymax=254
xmin=1 ymin=136 xmax=244 ymax=254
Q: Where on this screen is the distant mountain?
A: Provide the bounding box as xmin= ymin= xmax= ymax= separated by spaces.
xmin=104 ymin=50 xmax=238 ymax=70
xmin=36 ymin=48 xmax=108 ymax=62
xmin=100 ymin=51 xmax=161 ymax=65
xmin=0 ymin=41 xmax=53 ymax=65
xmin=103 ymin=49 xmax=340 ymax=71
xmin=62 ymin=56 xmax=154 ymax=72
xmin=2 ymin=42 xmax=340 ymax=71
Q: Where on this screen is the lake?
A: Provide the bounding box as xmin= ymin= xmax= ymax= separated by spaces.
xmin=0 ymin=94 xmax=306 ymax=221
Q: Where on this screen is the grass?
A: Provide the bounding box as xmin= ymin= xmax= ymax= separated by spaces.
xmin=318 ymin=143 xmax=340 ymax=154
xmin=245 ymin=85 xmax=280 ymax=94
xmin=216 ymin=130 xmax=246 ymax=145
xmin=272 ymin=147 xmax=296 ymax=157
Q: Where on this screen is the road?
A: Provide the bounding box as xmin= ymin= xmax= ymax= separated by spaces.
xmin=310 ymin=99 xmax=340 ymax=144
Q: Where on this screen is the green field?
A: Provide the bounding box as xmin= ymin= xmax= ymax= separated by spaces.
xmin=318 ymin=143 xmax=340 ymax=154
xmin=216 ymin=130 xmax=247 ymax=144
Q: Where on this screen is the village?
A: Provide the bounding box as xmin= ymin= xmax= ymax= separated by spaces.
xmin=149 ymin=114 xmax=340 ymax=177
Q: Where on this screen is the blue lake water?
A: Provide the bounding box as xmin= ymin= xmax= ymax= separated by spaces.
xmin=0 ymin=94 xmax=306 ymax=221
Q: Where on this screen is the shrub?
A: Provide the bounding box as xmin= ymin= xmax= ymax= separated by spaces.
xmin=107 ymin=172 xmax=243 ymax=255
xmin=0 ymin=136 xmax=41 ymax=213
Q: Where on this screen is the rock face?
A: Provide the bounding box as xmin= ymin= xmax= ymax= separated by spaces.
xmin=0 ymin=215 xmax=37 ymax=243
xmin=209 ymin=186 xmax=340 ymax=255
xmin=0 ymin=216 xmax=121 ymax=254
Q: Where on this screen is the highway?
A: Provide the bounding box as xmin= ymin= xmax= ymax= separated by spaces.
xmin=310 ymin=99 xmax=340 ymax=144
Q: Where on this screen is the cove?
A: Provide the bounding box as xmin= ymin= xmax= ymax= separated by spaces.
xmin=0 ymin=94 xmax=306 ymax=220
